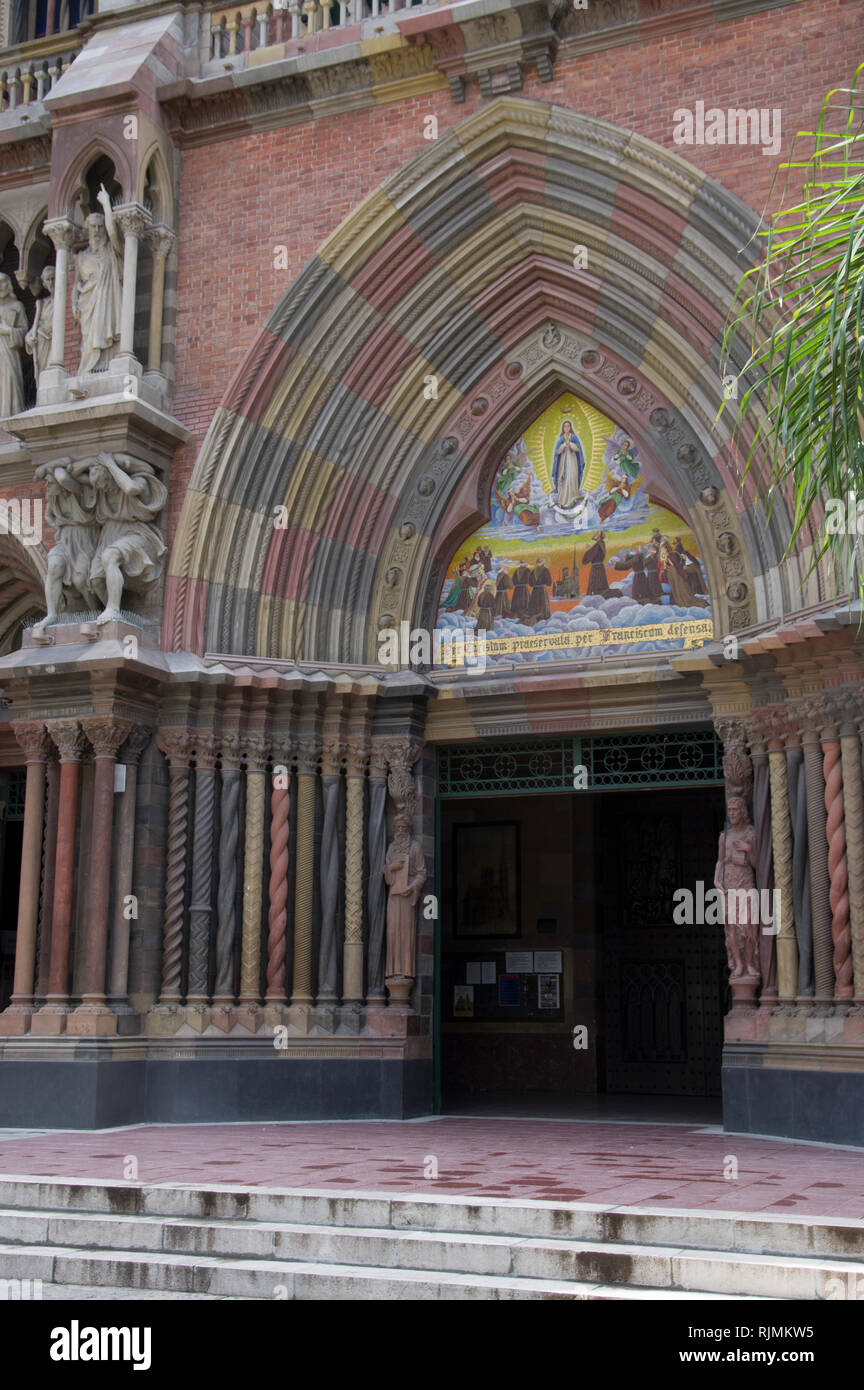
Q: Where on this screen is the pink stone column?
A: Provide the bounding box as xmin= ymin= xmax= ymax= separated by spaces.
xmin=31 ymin=721 xmax=85 ymax=1035
xmin=67 ymin=717 xmax=131 ymax=1036
xmin=0 ymin=723 xmax=49 ymax=1035
xmin=35 ymin=752 xmax=60 ymax=1002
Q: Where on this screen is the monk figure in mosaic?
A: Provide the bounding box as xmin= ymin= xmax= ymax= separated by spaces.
xmin=714 ymin=796 xmax=760 ymax=978
xmin=384 ymin=812 xmax=426 ymax=1001
xmin=86 ymin=452 xmax=168 ymax=624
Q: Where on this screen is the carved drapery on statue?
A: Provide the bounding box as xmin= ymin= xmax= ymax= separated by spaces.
xmin=25 ymin=266 xmax=55 ymax=386
xmin=72 ymin=189 xmax=123 ymax=374
xmin=33 ymin=451 xmax=167 ymax=629
xmin=0 ymin=272 xmax=27 ymax=417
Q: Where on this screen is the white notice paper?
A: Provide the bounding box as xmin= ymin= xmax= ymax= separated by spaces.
xmin=466 ymin=963 xmax=482 ymax=984
xmin=533 ymin=951 xmax=562 ymax=973
xmin=482 ymin=961 xmax=496 ymax=984
xmin=505 ymin=951 xmax=534 ymax=974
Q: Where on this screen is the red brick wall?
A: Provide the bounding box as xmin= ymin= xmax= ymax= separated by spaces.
xmin=167 ymin=0 xmax=863 ymax=542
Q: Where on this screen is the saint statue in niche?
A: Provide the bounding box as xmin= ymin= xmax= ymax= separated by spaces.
xmin=714 ymin=796 xmax=760 ymax=979
xmin=383 ymin=813 xmax=426 ymax=1002
xmin=73 ymin=185 xmax=123 ymax=374
xmin=25 ymin=265 xmax=55 ymax=384
xmin=0 ymin=272 xmax=27 ymax=418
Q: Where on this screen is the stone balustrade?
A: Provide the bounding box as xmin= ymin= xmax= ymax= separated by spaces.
xmin=0 ymin=45 xmax=78 ymax=109
xmin=207 ymin=0 xmax=428 ymax=60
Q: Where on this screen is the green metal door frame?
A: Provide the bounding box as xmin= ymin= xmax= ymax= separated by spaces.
xmin=431 ymin=728 xmax=724 ymax=1112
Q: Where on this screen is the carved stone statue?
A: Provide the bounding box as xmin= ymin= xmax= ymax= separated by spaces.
xmin=87 ymin=452 xmax=168 ymax=623
xmin=0 ymin=272 xmax=26 ymax=417
xmin=714 ymin=796 xmax=760 ymax=983
xmin=32 ymin=458 xmax=99 ymax=631
xmin=72 ymin=186 xmax=122 ymax=374
xmin=383 ymin=812 xmax=426 ymax=1003
xmin=25 ymin=265 xmax=55 ymax=384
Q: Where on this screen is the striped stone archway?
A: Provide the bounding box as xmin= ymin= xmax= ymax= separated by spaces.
xmin=167 ymin=96 xmax=817 ymax=664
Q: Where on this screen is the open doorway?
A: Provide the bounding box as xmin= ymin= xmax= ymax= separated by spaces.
xmin=438 ymin=783 xmax=726 ymax=1120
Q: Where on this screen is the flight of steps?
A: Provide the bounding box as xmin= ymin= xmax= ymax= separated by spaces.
xmin=0 ymin=1176 xmax=862 ymax=1300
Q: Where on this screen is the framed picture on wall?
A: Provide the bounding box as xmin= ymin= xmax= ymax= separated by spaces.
xmin=453 ymin=822 xmax=520 ymax=937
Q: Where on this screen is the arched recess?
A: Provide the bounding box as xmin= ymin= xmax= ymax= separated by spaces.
xmin=0 ymin=518 xmax=46 ymax=654
xmin=168 ymin=96 xmax=823 ymax=665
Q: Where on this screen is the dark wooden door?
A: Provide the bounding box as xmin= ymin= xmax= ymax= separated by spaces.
xmin=596 ymin=788 xmax=727 ymax=1097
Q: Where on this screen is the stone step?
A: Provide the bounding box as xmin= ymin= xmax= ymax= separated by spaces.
xmin=0 ymin=1176 xmax=861 ymax=1260
xmin=1 ymin=1211 xmax=859 ymax=1297
xmin=0 ymin=1244 xmax=772 ymax=1301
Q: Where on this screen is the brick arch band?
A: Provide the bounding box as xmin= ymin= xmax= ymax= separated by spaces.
xmin=166 ymin=96 xmax=803 ymax=665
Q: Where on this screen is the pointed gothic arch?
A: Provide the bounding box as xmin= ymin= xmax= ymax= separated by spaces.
xmin=167 ymin=96 xmax=822 ymax=665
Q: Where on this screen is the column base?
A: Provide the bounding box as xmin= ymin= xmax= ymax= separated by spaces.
xmin=287 ymin=1002 xmax=313 ymax=1034
xmin=208 ymin=1004 xmax=236 ymax=1033
xmin=385 ymin=975 xmax=414 ymax=1005
xmin=182 ymin=1003 xmax=212 ymax=1033
xmin=66 ymin=1003 xmax=118 ymax=1037
xmin=146 ymin=1002 xmax=185 ymax=1036
xmin=30 ymin=1002 xmax=70 ymax=1036
xmin=233 ymin=1004 xmax=265 ymax=1034
xmin=729 ymin=976 xmax=760 ymax=1010
xmin=313 ymin=1004 xmax=339 ymax=1033
xmin=0 ymin=1002 xmax=34 ymax=1036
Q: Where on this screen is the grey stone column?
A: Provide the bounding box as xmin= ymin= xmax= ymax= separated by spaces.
xmin=107 ymin=726 xmax=151 ymax=1017
xmin=365 ymin=739 xmax=389 ymax=1005
xmin=317 ymin=735 xmax=344 ymax=1007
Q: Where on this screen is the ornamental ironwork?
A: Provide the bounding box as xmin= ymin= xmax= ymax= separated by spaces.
xmin=438 ymin=730 xmax=722 ymax=797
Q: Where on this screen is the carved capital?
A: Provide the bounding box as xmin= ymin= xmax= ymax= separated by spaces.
xmin=713 ymin=716 xmax=747 ymax=758
xmin=146 ymin=223 xmax=175 ymax=261
xmin=119 ymin=725 xmax=152 ymax=765
xmin=368 ymin=738 xmax=389 ymax=780
xmin=320 ymin=735 xmax=345 ymax=778
xmin=219 ymin=731 xmax=244 ymax=771
xmin=13 ymin=720 xmax=50 ymax=762
xmin=743 ymin=709 xmax=772 ymax=756
xmin=791 ymin=695 xmax=836 ymax=741
xmin=295 ymin=738 xmax=321 ymax=778
xmin=156 ymin=727 xmax=194 ymax=767
xmin=80 ymin=716 xmax=133 ymax=759
xmin=193 ymin=730 xmax=220 ymax=769
xmin=43 ymin=217 xmax=76 ymax=254
xmin=270 ymin=735 xmax=297 ymax=771
xmin=827 ymin=685 xmax=864 ymax=736
xmin=344 ymin=736 xmax=369 ymax=779
xmin=240 ymin=732 xmax=269 ymax=771
xmin=114 ymin=202 xmax=151 ymax=241
xmin=48 ymin=719 xmax=87 ymax=762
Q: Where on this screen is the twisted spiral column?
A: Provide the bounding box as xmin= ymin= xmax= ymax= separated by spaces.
xmin=214 ymin=735 xmax=243 ymax=1003
xmin=794 ymin=701 xmax=834 ymax=998
xmin=767 ymin=729 xmax=796 ymax=999
xmin=155 ymin=730 xmax=192 ymax=1002
xmin=266 ymin=744 xmax=294 ymax=1001
xmin=823 ymin=730 xmax=853 ymax=998
xmin=187 ymin=733 xmax=218 ymax=1004
xmin=239 ymin=735 xmax=267 ymax=1004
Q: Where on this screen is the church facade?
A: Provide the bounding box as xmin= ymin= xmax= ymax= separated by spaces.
xmin=0 ymin=0 xmax=861 ymax=1144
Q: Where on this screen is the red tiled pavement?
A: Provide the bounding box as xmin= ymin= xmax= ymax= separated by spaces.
xmin=0 ymin=1119 xmax=863 ymax=1218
